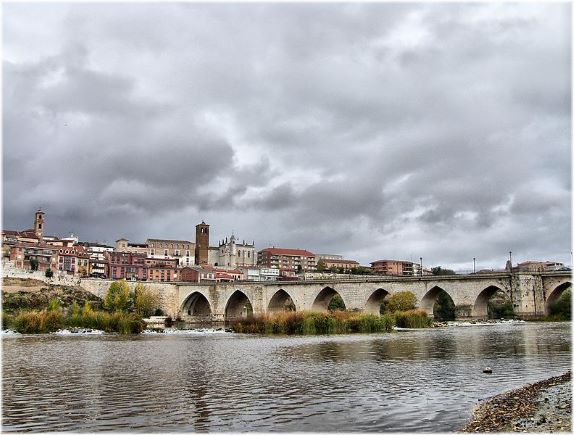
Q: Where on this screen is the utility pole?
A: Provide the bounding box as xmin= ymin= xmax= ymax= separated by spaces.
xmin=420 ymin=257 xmax=423 ymax=277
xmin=473 ymin=257 xmax=476 ymax=274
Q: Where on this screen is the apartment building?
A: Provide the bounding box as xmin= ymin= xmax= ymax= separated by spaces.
xmin=370 ymin=259 xmax=414 ymax=276
xmin=257 ymin=248 xmax=316 ymax=274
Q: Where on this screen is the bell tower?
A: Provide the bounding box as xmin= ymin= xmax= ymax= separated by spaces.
xmin=34 ymin=208 xmax=45 ymax=241
xmin=195 ymin=221 xmax=210 ymax=265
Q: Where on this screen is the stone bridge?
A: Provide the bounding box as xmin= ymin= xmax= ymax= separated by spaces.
xmin=69 ymin=270 xmax=572 ymax=321
xmin=175 ymin=271 xmax=571 ymax=322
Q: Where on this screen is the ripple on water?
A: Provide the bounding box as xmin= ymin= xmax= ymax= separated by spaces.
xmin=2 ymin=323 xmax=571 ymax=432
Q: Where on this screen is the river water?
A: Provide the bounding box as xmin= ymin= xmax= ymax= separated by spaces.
xmin=2 ymin=322 xmax=570 ymax=432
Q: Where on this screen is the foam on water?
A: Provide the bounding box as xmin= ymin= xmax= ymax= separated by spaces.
xmin=447 ymin=319 xmax=526 ymax=327
xmin=142 ymin=328 xmax=232 ymax=335
xmin=53 ymin=329 xmax=105 ymax=336
xmin=1 ymin=329 xmax=21 ymax=335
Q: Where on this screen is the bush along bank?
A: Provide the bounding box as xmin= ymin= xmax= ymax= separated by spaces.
xmin=230 ymin=310 xmax=432 ymax=335
xmin=2 ymin=301 xmax=146 ymax=334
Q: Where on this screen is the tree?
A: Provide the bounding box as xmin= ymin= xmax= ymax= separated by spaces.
xmin=328 ymin=294 xmax=346 ymax=311
xmin=45 ymin=268 xmax=54 ymax=278
xmin=316 ymin=261 xmax=326 ymax=272
xmin=433 ymin=291 xmax=455 ymax=320
xmin=382 ymin=291 xmax=417 ymax=313
xmin=134 ymin=283 xmax=160 ymax=317
xmin=548 ymin=288 xmax=571 ymax=320
xmin=30 ymin=258 xmax=39 ymax=271
xmin=431 ymin=266 xmax=456 ymax=276
xmin=104 ymin=281 xmax=132 ymax=312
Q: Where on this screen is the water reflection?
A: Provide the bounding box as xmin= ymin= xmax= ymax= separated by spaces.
xmin=2 ymin=323 xmax=570 ymax=432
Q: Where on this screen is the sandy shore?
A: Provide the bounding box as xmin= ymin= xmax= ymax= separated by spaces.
xmin=462 ymin=371 xmax=571 ymax=432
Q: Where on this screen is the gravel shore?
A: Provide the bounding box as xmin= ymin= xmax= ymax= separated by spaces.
xmin=462 ymin=371 xmax=571 ymax=432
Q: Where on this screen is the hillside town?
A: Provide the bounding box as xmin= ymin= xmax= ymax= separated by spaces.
xmin=2 ymin=209 xmax=568 ymax=283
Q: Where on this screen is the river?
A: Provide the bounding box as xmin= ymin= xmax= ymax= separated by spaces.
xmin=2 ymin=322 xmax=570 ymax=432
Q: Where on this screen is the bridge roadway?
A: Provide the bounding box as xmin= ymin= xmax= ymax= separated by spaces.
xmin=78 ymin=270 xmax=571 ymax=321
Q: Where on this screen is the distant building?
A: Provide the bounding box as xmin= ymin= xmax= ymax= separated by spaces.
xmin=56 ymin=245 xmax=90 ymax=277
xmin=179 ymin=266 xmax=216 ymax=283
xmin=10 ymin=242 xmax=58 ymax=272
xmin=257 ymin=247 xmax=316 ymax=273
xmin=146 ymin=238 xmax=195 ymax=266
xmin=78 ymin=242 xmax=114 ymax=277
xmin=370 ymin=260 xmax=414 ymax=276
xmin=195 ymin=222 xmax=210 ymax=265
xmin=115 ymin=238 xmax=148 ymax=254
xmin=514 ymin=261 xmax=566 ymax=272
xmin=144 ymin=257 xmax=179 ymax=282
xmin=106 ymin=251 xmax=147 ymax=280
xmin=412 ymin=263 xmax=434 ymax=276
xmin=208 ymin=246 xmax=219 ymax=266
xmin=216 ymin=234 xmax=257 ymax=268
xmin=317 ymin=258 xmax=360 ymax=272
xmin=238 ymin=266 xmax=280 ymax=281
xmin=316 ymin=254 xmax=343 ymax=261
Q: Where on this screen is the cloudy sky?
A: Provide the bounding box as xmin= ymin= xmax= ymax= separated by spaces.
xmin=2 ymin=3 xmax=571 ymax=270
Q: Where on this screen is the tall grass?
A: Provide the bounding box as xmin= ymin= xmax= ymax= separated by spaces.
xmin=231 ymin=311 xmax=396 ymax=335
xmin=3 ymin=306 xmax=145 ymax=334
xmin=394 ymin=309 xmax=433 ymax=328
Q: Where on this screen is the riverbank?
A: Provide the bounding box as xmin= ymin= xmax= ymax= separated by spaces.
xmin=462 ymin=371 xmax=572 ymax=432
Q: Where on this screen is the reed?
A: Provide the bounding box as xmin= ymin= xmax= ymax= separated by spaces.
xmin=230 ymin=311 xmax=397 ymax=335
xmin=3 ymin=306 xmax=145 ymax=334
xmin=393 ymin=309 xmax=432 ymax=328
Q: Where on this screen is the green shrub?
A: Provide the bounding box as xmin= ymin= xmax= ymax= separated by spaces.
xmin=382 ymin=291 xmax=418 ymax=314
xmin=104 ymin=281 xmax=132 ymax=312
xmin=47 ymin=298 xmax=61 ymax=312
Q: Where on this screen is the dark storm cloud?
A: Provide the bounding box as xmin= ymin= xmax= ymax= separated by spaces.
xmin=2 ymin=3 xmax=571 ymax=268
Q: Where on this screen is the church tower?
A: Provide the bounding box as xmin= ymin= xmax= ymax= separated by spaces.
xmin=34 ymin=208 xmax=45 ymax=241
xmin=195 ymin=221 xmax=210 ymax=265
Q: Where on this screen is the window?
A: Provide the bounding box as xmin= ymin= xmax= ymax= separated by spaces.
xmin=164 ymin=250 xmax=168 ymax=256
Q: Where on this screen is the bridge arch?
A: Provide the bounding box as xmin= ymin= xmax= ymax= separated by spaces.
xmin=312 ymin=287 xmax=346 ymax=312
xmin=364 ymin=288 xmax=389 ymax=315
xmin=182 ymin=291 xmax=212 ymax=317
xmin=225 ymin=290 xmax=254 ymax=320
xmin=268 ymin=289 xmax=297 ymax=313
xmin=420 ymin=286 xmax=454 ymax=317
xmin=545 ymin=281 xmax=572 ymax=315
xmin=472 ymin=285 xmax=509 ymax=318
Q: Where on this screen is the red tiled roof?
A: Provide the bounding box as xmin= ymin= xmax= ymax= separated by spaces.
xmin=371 ymin=259 xmax=413 ymax=265
xmin=2 ymin=230 xmax=21 ymax=236
xmin=260 ymin=247 xmax=315 ymax=257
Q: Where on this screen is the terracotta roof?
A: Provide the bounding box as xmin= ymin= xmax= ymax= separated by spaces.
xmin=12 ymin=241 xmax=57 ymax=249
xmin=260 ymin=247 xmax=315 ymax=257
xmin=2 ymin=230 xmax=21 ymax=236
xmin=371 ymin=259 xmax=413 ymax=265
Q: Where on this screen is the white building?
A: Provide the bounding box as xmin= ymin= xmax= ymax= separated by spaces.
xmin=215 ymin=235 xmax=257 ymax=269
xmin=146 ymin=238 xmax=195 ymax=267
xmin=238 ymin=266 xmax=279 ymax=281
